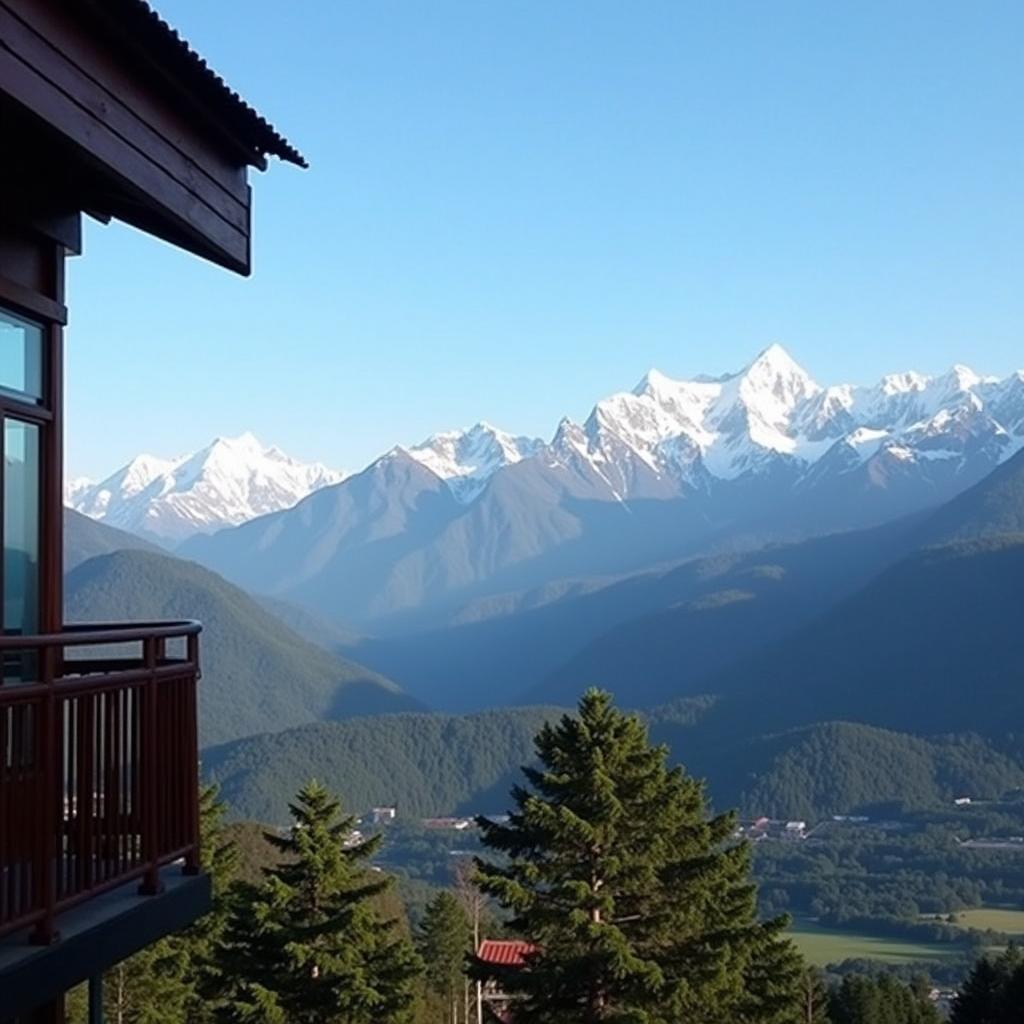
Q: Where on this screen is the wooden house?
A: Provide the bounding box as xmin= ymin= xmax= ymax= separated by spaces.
xmin=0 ymin=2 xmax=303 ymax=1020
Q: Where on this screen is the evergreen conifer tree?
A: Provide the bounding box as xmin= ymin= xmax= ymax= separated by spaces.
xmin=471 ymin=689 xmax=804 ymax=1023
xmin=216 ymin=780 xmax=422 ymax=1024
xmin=829 ymin=974 xmax=941 ymax=1024
xmin=187 ymin=784 xmax=243 ymax=1022
xmin=951 ymin=958 xmax=1002 ymax=1024
xmin=951 ymin=947 xmax=1024 ymax=1024
xmin=416 ymin=891 xmax=472 ymax=1023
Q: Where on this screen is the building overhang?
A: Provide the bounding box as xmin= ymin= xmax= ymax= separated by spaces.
xmin=0 ymin=0 xmax=305 ymax=275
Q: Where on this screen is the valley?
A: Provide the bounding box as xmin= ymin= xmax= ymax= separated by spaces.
xmin=62 ymin=346 xmax=1024 ymax=989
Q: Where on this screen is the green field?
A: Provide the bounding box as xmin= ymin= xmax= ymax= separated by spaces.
xmin=953 ymin=907 xmax=1024 ymax=935
xmin=789 ymin=919 xmax=957 ymax=967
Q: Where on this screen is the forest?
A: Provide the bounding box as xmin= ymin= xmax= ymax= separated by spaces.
xmin=74 ymin=694 xmax=1024 ymax=1022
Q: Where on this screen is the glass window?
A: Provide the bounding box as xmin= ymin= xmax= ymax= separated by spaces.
xmin=0 ymin=307 xmax=43 ymax=402
xmin=4 ymin=419 xmax=40 ymax=640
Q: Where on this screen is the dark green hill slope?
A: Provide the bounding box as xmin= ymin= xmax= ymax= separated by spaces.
xmin=255 ymin=594 xmax=364 ymax=650
xmin=703 ymin=536 xmax=1024 ymax=739
xmin=522 ymin=518 xmax=917 ymax=709
xmin=202 ymin=699 xmax=1024 ymax=827
xmin=65 ymin=550 xmax=419 ymax=747
xmin=64 ymin=508 xmax=158 ymax=571
xmin=678 ymin=722 xmax=1024 ymax=821
xmin=203 ymin=706 xmax=561 ymax=824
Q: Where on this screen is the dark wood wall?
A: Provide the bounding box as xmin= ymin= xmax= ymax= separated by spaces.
xmin=0 ymin=217 xmax=65 ymax=636
xmin=0 ymin=218 xmax=65 ymax=314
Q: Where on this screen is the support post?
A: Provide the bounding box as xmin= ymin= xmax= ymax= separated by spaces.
xmin=88 ymin=974 xmax=104 ymax=1024
xmin=29 ymin=645 xmax=59 ymax=945
xmin=138 ymin=637 xmax=163 ymax=896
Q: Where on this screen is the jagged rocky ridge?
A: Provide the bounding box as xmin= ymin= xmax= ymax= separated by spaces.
xmin=162 ymin=346 xmax=1024 ymax=625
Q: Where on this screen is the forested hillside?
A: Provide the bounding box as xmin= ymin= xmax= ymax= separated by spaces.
xmin=65 ymin=508 xmax=158 ymax=570
xmin=528 ymin=518 xmax=917 ymax=708
xmin=348 ymin=516 xmax=917 ymax=711
xmin=203 ymin=707 xmax=560 ymax=823
xmin=920 ymin=446 xmax=1024 ymax=545
xmin=65 ymin=550 xmax=419 ymax=747
xmin=204 ymin=696 xmax=1024 ymax=825
xmin=700 ymin=536 xmax=1024 ymax=739
xmin=687 ymin=723 xmax=1024 ymax=821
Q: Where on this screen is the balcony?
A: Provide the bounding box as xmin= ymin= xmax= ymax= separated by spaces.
xmin=0 ymin=621 xmax=203 ymax=948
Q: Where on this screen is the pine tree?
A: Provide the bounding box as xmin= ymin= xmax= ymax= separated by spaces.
xmin=829 ymin=974 xmax=941 ymax=1024
xmin=417 ymin=891 xmax=472 ymax=1023
xmin=952 ymin=947 xmax=1024 ymax=1024
xmin=471 ymin=689 xmax=804 ymax=1024
xmin=829 ymin=976 xmax=878 ymax=1024
xmin=186 ymin=784 xmax=243 ymax=1022
xmin=216 ymin=779 xmax=422 ymax=1024
xmin=997 ymin=962 xmax=1024 ymax=1023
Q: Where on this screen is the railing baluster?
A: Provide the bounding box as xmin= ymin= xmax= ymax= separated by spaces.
xmin=29 ymin=646 xmax=59 ymax=944
xmin=138 ymin=637 xmax=163 ymax=897
xmin=185 ymin=675 xmax=201 ymax=875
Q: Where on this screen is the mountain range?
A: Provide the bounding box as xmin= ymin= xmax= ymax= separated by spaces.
xmin=68 ymin=432 xmax=345 ymax=544
xmin=173 ymin=345 xmax=1024 ymax=629
xmin=58 ymin=361 xmax=1024 ymax=823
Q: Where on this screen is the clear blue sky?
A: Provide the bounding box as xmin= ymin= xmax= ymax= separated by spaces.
xmin=66 ymin=0 xmax=1024 ymax=479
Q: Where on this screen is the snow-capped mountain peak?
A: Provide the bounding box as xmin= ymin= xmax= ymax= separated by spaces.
xmin=570 ymin=345 xmax=824 ymax=482
xmin=403 ymin=421 xmax=545 ymax=503
xmin=69 ymin=434 xmax=345 ymax=544
xmin=738 ymin=343 xmax=821 ymax=404
xmin=119 ymin=454 xmax=180 ymax=496
xmin=540 ymin=345 xmax=1024 ymax=489
xmin=73 ymin=346 xmax=1024 ymax=553
xmin=64 ymin=475 xmax=96 ymax=506
xmin=878 ymin=370 xmax=928 ymax=396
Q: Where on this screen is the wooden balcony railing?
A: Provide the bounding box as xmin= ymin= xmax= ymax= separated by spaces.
xmin=0 ymin=621 xmax=202 ymax=944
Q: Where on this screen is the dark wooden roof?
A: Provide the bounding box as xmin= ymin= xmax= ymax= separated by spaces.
xmin=0 ymin=0 xmax=306 ymax=272
xmin=82 ymin=0 xmax=306 ymax=169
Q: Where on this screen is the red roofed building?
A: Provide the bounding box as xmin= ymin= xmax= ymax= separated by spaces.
xmin=477 ymin=939 xmax=536 ymax=968
xmin=474 ymin=940 xmax=537 ymax=1022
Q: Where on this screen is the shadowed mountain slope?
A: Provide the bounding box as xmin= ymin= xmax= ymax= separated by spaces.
xmin=64 ymin=550 xmax=419 ymax=747
xmin=700 ymin=536 xmax=1024 ymax=740
xmin=65 ymin=507 xmax=159 ymax=571
xmin=919 ymin=446 xmax=1024 ymax=545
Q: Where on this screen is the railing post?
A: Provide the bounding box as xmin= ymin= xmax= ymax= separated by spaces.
xmin=88 ymin=974 xmax=104 ymax=1024
xmin=29 ymin=644 xmax=59 ymax=945
xmin=183 ymin=631 xmax=201 ymax=876
xmin=138 ymin=636 xmax=163 ymax=897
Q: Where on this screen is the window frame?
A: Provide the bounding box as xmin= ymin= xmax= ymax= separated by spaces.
xmin=0 ymin=297 xmax=58 ymax=656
